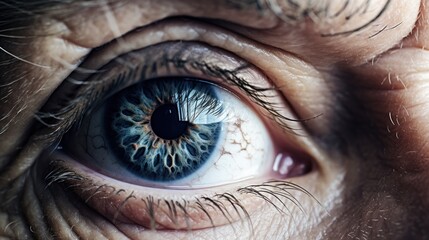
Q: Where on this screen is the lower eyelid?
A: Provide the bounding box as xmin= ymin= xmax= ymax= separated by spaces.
xmin=46 ymin=153 xmax=267 ymax=230
xmin=36 ymin=28 xmax=320 ymax=233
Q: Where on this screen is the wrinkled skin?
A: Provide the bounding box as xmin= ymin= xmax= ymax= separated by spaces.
xmin=1 ymin=0 xmax=429 ymax=239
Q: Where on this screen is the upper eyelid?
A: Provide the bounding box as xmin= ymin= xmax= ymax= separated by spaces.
xmin=39 ymin=41 xmax=318 ymax=232
xmin=0 ymin=17 xmax=320 ymax=187
xmin=30 ymin=17 xmax=309 ymax=138
xmin=36 ymin=41 xmax=297 ymax=143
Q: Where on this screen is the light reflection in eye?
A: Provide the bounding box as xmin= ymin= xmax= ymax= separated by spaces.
xmin=63 ymin=77 xmax=275 ymax=189
xmin=42 ymin=41 xmax=315 ymax=230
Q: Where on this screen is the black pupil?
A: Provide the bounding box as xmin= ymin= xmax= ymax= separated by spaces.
xmin=150 ymin=103 xmax=188 ymax=140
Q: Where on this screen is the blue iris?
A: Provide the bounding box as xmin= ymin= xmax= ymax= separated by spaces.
xmin=106 ymin=78 xmax=222 ymax=182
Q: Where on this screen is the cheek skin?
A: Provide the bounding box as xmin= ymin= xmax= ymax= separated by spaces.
xmin=322 ymin=49 xmax=429 ymax=238
xmin=350 ymin=49 xmax=429 ymax=174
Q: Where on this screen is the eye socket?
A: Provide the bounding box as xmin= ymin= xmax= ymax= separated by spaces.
xmin=63 ymin=77 xmax=275 ymax=189
xmin=44 ymin=41 xmax=314 ymax=230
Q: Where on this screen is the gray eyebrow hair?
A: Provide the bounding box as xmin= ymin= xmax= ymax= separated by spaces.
xmin=264 ymin=0 xmax=393 ymax=37
xmin=0 ymin=0 xmax=391 ymax=37
xmin=0 ymin=0 xmax=266 ymax=37
xmin=222 ymin=0 xmax=393 ymax=37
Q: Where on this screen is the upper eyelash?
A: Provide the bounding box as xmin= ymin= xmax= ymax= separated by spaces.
xmin=34 ymin=42 xmax=318 ymax=234
xmin=34 ymin=42 xmax=303 ymax=144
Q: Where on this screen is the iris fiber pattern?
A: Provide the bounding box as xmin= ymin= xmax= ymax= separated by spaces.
xmin=107 ymin=79 xmax=222 ymax=182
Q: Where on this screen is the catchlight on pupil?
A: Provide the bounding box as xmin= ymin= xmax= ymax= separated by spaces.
xmin=107 ymin=79 xmax=222 ymax=182
xmin=66 ymin=76 xmax=275 ymax=189
xmin=150 ymin=103 xmax=188 ymax=140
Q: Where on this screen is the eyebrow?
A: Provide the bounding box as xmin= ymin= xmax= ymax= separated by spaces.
xmin=321 ymin=0 xmax=392 ymax=37
xmin=0 ymin=0 xmax=391 ymax=34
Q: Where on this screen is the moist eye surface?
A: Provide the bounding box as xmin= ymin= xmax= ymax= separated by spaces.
xmin=63 ymin=71 xmax=276 ymax=188
xmin=107 ymin=78 xmax=222 ymax=182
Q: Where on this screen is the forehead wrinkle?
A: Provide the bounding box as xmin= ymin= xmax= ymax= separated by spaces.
xmin=0 ymin=0 xmax=395 ymax=35
xmin=0 ymin=0 xmax=276 ymax=43
xmin=0 ymin=0 xmax=351 ymax=40
xmin=0 ymin=0 xmax=264 ymax=17
xmin=0 ymin=0 xmax=334 ymax=29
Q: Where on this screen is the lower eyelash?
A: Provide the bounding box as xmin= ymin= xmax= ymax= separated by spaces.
xmin=44 ymin=159 xmax=317 ymax=232
xmin=238 ymin=181 xmax=319 ymax=215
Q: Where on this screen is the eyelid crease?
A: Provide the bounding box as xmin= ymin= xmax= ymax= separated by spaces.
xmin=28 ymin=38 xmax=321 ymax=235
xmin=35 ymin=41 xmax=301 ymax=146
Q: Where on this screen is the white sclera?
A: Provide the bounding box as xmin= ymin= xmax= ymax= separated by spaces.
xmin=74 ymin=81 xmax=275 ymax=189
xmin=169 ymin=87 xmax=275 ymax=188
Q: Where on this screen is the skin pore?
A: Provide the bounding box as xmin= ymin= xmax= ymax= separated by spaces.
xmin=1 ymin=0 xmax=429 ymax=239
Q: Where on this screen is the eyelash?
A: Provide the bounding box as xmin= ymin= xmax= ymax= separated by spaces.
xmin=45 ymin=159 xmax=316 ymax=230
xmin=37 ymin=41 xmax=315 ymax=231
xmin=36 ymin=42 xmax=299 ymax=143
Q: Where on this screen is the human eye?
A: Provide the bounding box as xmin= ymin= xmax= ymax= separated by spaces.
xmin=4 ymin=0 xmax=429 ymax=239
xmin=37 ymin=38 xmax=316 ymax=232
xmin=65 ymin=76 xmax=275 ymax=188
